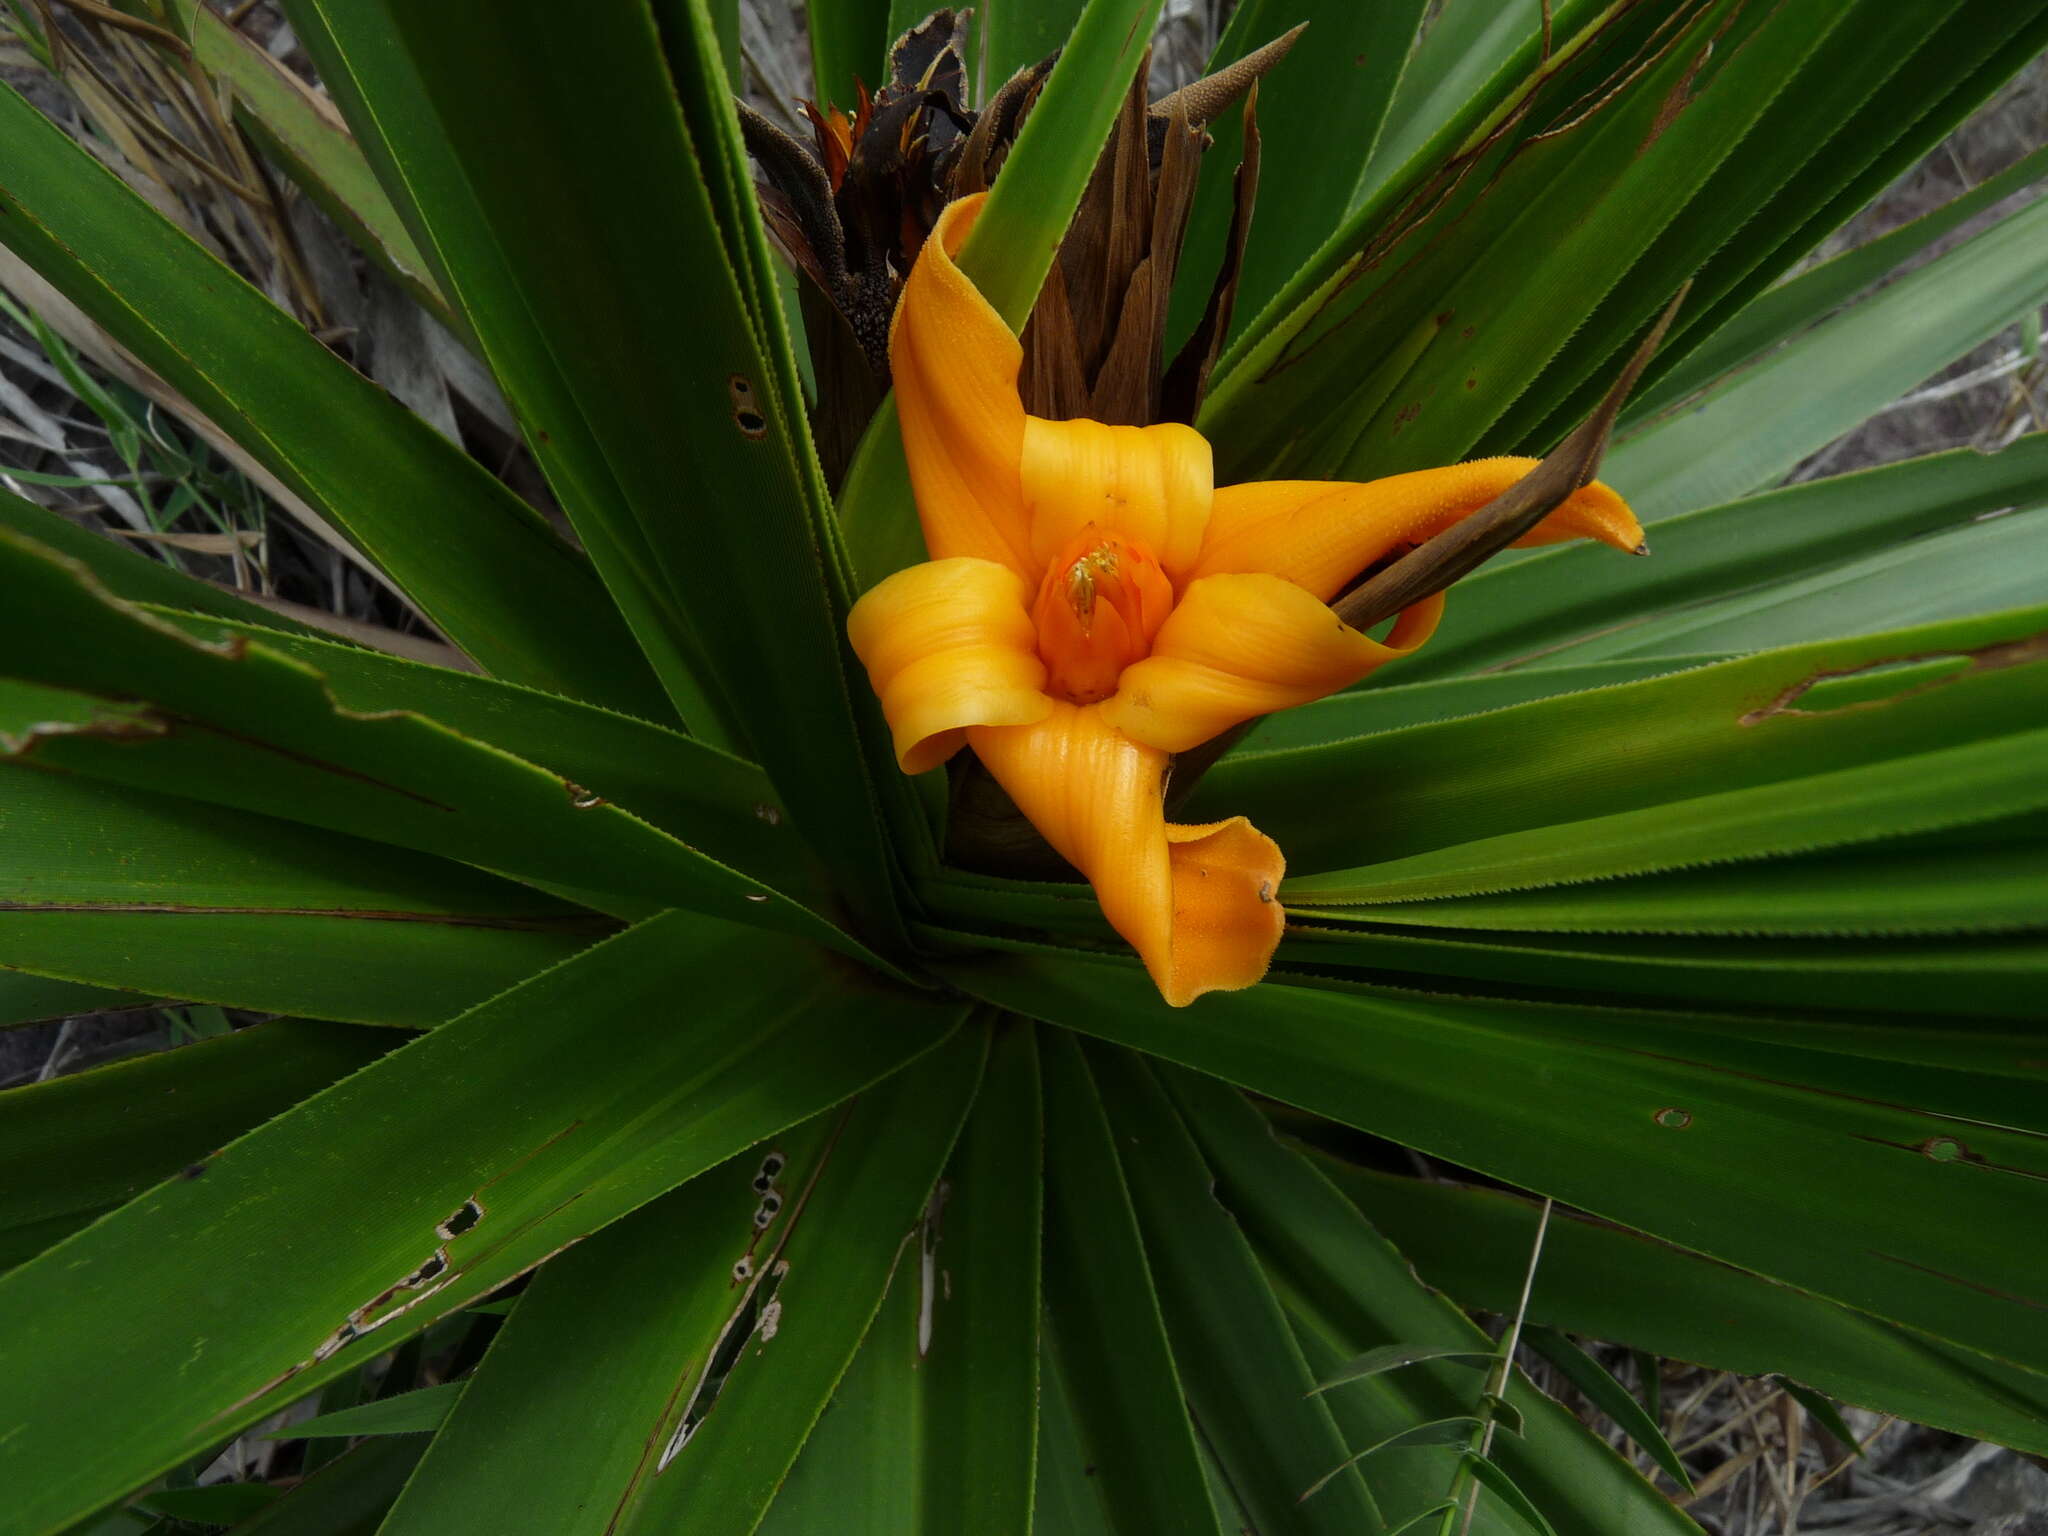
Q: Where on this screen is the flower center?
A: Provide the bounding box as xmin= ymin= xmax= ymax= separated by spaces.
xmin=1031 ymin=523 xmax=1173 ymax=704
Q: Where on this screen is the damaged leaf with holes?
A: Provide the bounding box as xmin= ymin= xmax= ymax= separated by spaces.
xmin=0 ymin=2 xmax=2045 ymax=1534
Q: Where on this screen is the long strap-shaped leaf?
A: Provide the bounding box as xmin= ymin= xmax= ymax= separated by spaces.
xmin=1190 ymin=604 xmax=2048 ymax=872
xmin=1087 ymin=1045 xmax=1382 ymax=1532
xmin=1545 ymin=508 xmax=2048 ymax=664
xmin=1198 ymin=0 xmax=1845 ymax=482
xmin=0 ymin=973 xmax=146 ymax=1030
xmin=0 ymin=486 xmax=324 ymax=638
xmin=1334 ymin=1162 xmax=2048 ymax=1460
xmin=1603 ymin=182 xmax=2048 ymax=523
xmin=1393 ymin=434 xmax=2048 ymax=682
xmin=380 ymin=1024 xmax=985 ymax=1536
xmin=618 ymin=1032 xmax=986 ymax=1535
xmin=0 ymin=82 xmax=662 ymax=718
xmin=0 ymin=531 xmax=892 ymax=974
xmin=1038 ymin=1029 xmax=1221 ymax=1536
xmin=753 ymin=1022 xmax=1041 ymax=1535
xmin=1164 ymin=1068 xmax=1694 ymax=1535
xmin=1283 ymin=923 xmax=2046 ymax=1022
xmin=945 ymin=952 xmax=2048 ymax=1381
xmin=0 ymin=1019 xmax=397 ymax=1271
xmin=1230 ymin=658 xmax=1725 ymax=759
xmin=1285 ymin=724 xmax=2048 ymax=905
xmin=0 ymin=910 xmax=967 ymax=1535
xmin=0 ymin=753 xmax=600 ymax=1025
xmin=1170 ymin=0 xmax=1432 ymax=352
xmin=1529 ymin=3 xmax=2048 ymax=452
xmin=1202 ymin=1 xmax=2044 ymax=489
xmin=1621 ymin=141 xmax=2048 ymax=426
xmin=137 ymin=609 xmax=812 ymax=894
xmin=1487 ymin=0 xmax=2048 ymax=462
xmin=285 ymin=0 xmax=907 ymax=936
xmin=149 ymin=0 xmax=451 ymax=327
xmin=838 ymin=0 xmax=1165 ymax=587
xmin=1300 ymin=822 xmax=2048 ymax=938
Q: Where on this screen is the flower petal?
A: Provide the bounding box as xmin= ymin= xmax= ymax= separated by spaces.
xmin=1100 ymin=574 xmax=1442 ymax=753
xmin=968 ymin=705 xmax=1284 ymax=1006
xmin=847 ymin=557 xmax=1052 ymax=773
xmin=1191 ymin=459 xmax=1643 ymax=601
xmin=891 ymin=193 xmax=1035 ymax=577
xmin=1019 ymin=415 xmax=1213 ymax=583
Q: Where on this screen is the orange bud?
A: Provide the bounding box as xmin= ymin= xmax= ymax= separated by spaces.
xmin=1030 ymin=524 xmax=1174 ymax=705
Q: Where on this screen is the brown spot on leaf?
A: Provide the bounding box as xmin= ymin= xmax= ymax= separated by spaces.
xmin=1740 ymin=631 xmax=2048 ymax=725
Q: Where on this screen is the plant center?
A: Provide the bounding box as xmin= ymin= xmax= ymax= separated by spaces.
xmin=1031 ymin=523 xmax=1173 ymax=704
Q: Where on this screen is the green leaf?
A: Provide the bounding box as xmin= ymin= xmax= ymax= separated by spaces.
xmin=1301 ymin=1419 xmax=1481 ymax=1505
xmin=1339 ymin=1165 xmax=2048 ymax=1458
xmin=0 ymin=82 xmax=661 ymax=717
xmin=1772 ymin=1378 xmax=1863 ymax=1455
xmin=1393 ymin=434 xmax=2048 ymax=682
xmin=1310 ymin=1345 xmax=1499 ymax=1394
xmin=225 ymin=1435 xmax=429 ymax=1536
xmin=955 ymin=0 xmax=1163 ymax=332
xmin=1282 ymin=925 xmax=2046 ymax=1021
xmin=1309 ymin=829 xmax=2047 ymax=937
xmin=1346 ymin=1 xmax=1546 ymax=217
xmin=1088 ymin=1045 xmax=1380 ymax=1531
xmin=1032 ymin=1332 xmax=1118 ymax=1536
xmin=0 ymin=973 xmax=147 ymax=1030
xmin=140 ymin=607 xmax=812 ymax=897
xmin=1381 ymin=1504 xmax=1460 ymax=1536
xmin=373 ymin=1127 xmax=814 ymax=1536
xmin=951 ymin=954 xmax=2048 ymax=1385
xmin=0 ymin=760 xmax=600 ymax=1024
xmin=756 ymin=1027 xmax=1037 ymax=1535
xmin=0 ymin=535 xmax=885 ymax=971
xmin=1163 ymin=1066 xmax=1690 ymax=1536
xmin=1604 ymin=182 xmax=2048 ymax=523
xmin=0 ymin=911 xmax=967 ymax=1534
xmin=1546 ymin=507 xmax=2048 ymax=664
xmin=267 ymin=1383 xmax=460 ymax=1440
xmin=1191 ymin=604 xmax=2048 ymax=876
xmin=278 ymin=0 xmax=713 ymax=737
xmin=1231 ymin=657 xmax=1722 ymax=758
xmin=916 ymin=1021 xmax=1042 ymax=1529
xmin=1285 ymin=723 xmax=2048 ymax=906
xmin=1519 ymin=1328 xmax=1691 ymax=1492
xmin=972 ymin=0 xmax=1084 ymax=88
xmin=1458 ymin=1452 xmax=1557 ymax=1536
xmin=813 ymin=0 xmax=892 ymax=99
xmin=839 ymin=0 xmax=1164 ymax=587
xmin=133 ymin=1485 xmax=281 ymax=1524
xmin=1171 ymin=0 xmax=1433 ymax=352
xmin=289 ymin=0 xmax=910 ymax=936
xmin=1570 ymin=9 xmax=2048 ymax=448
xmin=1039 ymin=1030 xmax=1219 ymax=1536
xmin=390 ymin=1028 xmax=982 ymax=1536
xmin=1486 ymin=0 xmax=2048 ymax=462
xmin=0 ymin=1019 xmax=397 ymax=1272
xmin=1625 ymin=142 xmax=2048 ymax=424
xmin=1201 ymin=0 xmax=1845 ymax=483
xmin=149 ymin=0 xmax=450 ymax=327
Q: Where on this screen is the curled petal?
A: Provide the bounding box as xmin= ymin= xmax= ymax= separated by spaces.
xmin=847 ymin=558 xmax=1052 ymax=773
xmin=968 ymin=705 xmax=1284 ymax=1006
xmin=1191 ymin=459 xmax=1643 ymax=601
xmin=1020 ymin=416 xmax=1213 ymax=584
xmin=891 ymin=194 xmax=1035 ymax=577
xmin=1101 ymin=574 xmax=1442 ymax=754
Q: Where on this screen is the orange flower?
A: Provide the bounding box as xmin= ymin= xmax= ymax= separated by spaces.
xmin=849 ymin=194 xmax=1643 ymax=1006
